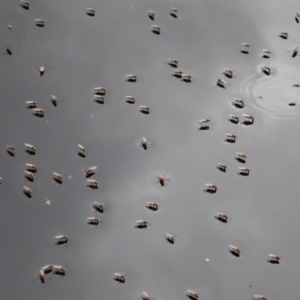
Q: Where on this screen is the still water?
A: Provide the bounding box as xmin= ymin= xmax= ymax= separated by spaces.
xmin=1 ymin=0 xmax=300 ymax=299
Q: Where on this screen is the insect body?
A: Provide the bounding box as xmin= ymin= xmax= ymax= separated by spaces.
xmin=86 ymin=8 xmax=95 ymax=16
xmin=217 ymin=163 xmax=227 ymax=172
xmin=93 ymin=201 xmax=105 ymax=213
xmin=41 ymin=264 xmax=53 ymax=274
xmin=224 ymin=68 xmax=233 ymax=78
xmin=94 ymin=87 xmax=106 ymax=95
xmin=55 ymin=235 xmax=68 ymax=244
xmin=6 ymin=145 xmax=15 ymax=155
xmin=21 ymin=0 xmax=30 ymax=9
xmin=217 ymin=78 xmax=227 ymax=87
xmin=262 ymin=49 xmax=271 ymax=58
xmin=225 ymin=133 xmax=237 ymax=142
xmin=152 ymin=25 xmax=161 ymax=34
xmin=142 ymin=292 xmax=152 ymax=300
xmin=148 ymin=10 xmax=155 ymax=20
xmin=126 ymin=74 xmax=137 ymax=82
xmin=262 ymin=65 xmax=272 ymax=75
xmin=114 ymin=272 xmax=126 ymax=283
xmin=229 ymin=245 xmax=241 ymax=256
xmin=53 ymin=172 xmax=63 ymax=183
xmin=268 ymin=254 xmax=280 ymax=263
xmin=291 ymin=46 xmax=299 ymax=58
xmin=182 ymin=73 xmax=192 ymax=82
xmin=279 ymin=31 xmax=288 ymax=39
xmin=94 ymin=95 xmax=104 ymax=103
xmin=39 ymin=270 xmax=45 ymax=283
xmin=199 ymin=118 xmax=210 ymax=129
xmin=35 ymin=19 xmax=45 ymax=27
xmin=241 ymin=43 xmax=250 ymax=53
xmin=205 ymin=183 xmax=217 ymax=193
xmin=228 ymin=114 xmax=239 ymax=124
xmin=23 ymin=186 xmax=32 ymax=197
xmin=53 ymin=265 xmax=66 ymax=275
xmin=253 ymin=295 xmax=267 ymax=300
xmin=146 ymin=201 xmax=158 ymax=211
xmin=187 ymin=290 xmax=199 ymax=300
xmin=166 ymin=233 xmax=175 ymax=244
xmin=25 ymin=143 xmax=36 ymax=154
xmin=168 ymin=58 xmax=179 ymax=67
xmin=51 ymin=95 xmax=58 ymax=106
xmin=141 ymin=137 xmax=149 ymax=150
xmin=85 ymin=166 xmax=97 ymax=177
xmin=78 ymin=144 xmax=86 ymax=155
xmin=33 ymin=108 xmax=45 ymax=117
xmin=140 ymin=106 xmax=150 ymax=114
xmin=233 ymin=98 xmax=244 ymax=108
xmin=26 ymin=100 xmax=37 ymax=108
xmin=87 ymin=217 xmax=99 ymax=225
xmin=39 ymin=64 xmax=45 ymax=75
xmin=126 ymin=96 xmax=135 ymax=104
xmin=24 ymin=171 xmax=34 ymax=181
xmin=135 ymin=219 xmax=148 ymax=228
xmin=170 ymin=7 xmax=178 ymax=18
xmin=87 ymin=179 xmax=99 ymax=188
xmin=215 ymin=212 xmax=228 ymax=223
xmin=26 ymin=163 xmax=37 ymax=172
xmin=173 ymin=69 xmax=183 ymax=77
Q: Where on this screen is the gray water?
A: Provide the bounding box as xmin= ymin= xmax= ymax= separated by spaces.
xmin=1 ymin=0 xmax=300 ymax=299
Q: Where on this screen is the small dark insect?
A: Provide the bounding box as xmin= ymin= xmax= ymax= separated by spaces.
xmin=39 ymin=64 xmax=45 ymax=76
xmin=238 ymin=167 xmax=250 ymax=176
xmin=229 ymin=245 xmax=240 ymax=257
xmin=126 ymin=95 xmax=135 ymax=104
xmin=26 ymin=101 xmax=37 ymax=108
xmin=224 ymin=68 xmax=233 ymax=78
xmin=242 ymin=113 xmax=254 ymax=125
xmin=142 ymin=292 xmax=153 ymax=300
xmin=225 ymin=133 xmax=236 ymax=143
xmin=168 ymin=58 xmax=179 ymax=67
xmin=86 ymin=8 xmax=95 ymax=16
xmin=53 ymin=265 xmax=66 ymax=275
xmin=152 ymin=25 xmax=161 ymax=34
xmin=279 ymin=31 xmax=288 ymax=39
xmin=268 ymin=254 xmax=280 ymax=264
xmin=41 ymin=264 xmax=53 ymax=274
xmin=21 ymin=0 xmax=30 ymax=10
xmin=87 ymin=179 xmax=99 ymax=188
xmin=51 ymin=95 xmax=58 ymax=106
xmin=94 ymin=95 xmax=105 ymax=103
xmin=87 ymin=217 xmax=99 ymax=225
xmin=262 ymin=49 xmax=271 ymax=58
xmin=235 ymin=152 xmax=247 ymax=163
xmin=205 ymin=183 xmax=217 ymax=193
xmin=217 ymin=163 xmax=227 ymax=172
xmin=215 ymin=212 xmax=228 ymax=223
xmin=39 ymin=270 xmax=45 ymax=283
xmin=33 ymin=108 xmax=45 ymax=117
xmin=35 ymin=19 xmax=45 ymax=27
xmin=253 ymin=295 xmax=267 ymax=300
xmin=187 ymin=289 xmax=199 ymax=300
xmin=85 ymin=166 xmax=97 ymax=177
xmin=182 ymin=73 xmax=192 ymax=82
xmin=114 ymin=273 xmax=125 ymax=283
xmin=233 ymin=98 xmax=244 ymax=108
xmin=26 ymin=163 xmax=37 ymax=172
xmin=169 ymin=7 xmax=178 ymax=18
xmin=166 ymin=233 xmax=175 ymax=244
xmin=291 ymin=47 xmax=299 ymax=58
xmin=228 ymin=114 xmax=239 ymax=124
xmin=6 ymin=48 xmax=12 ymax=55
xmin=241 ymin=43 xmax=250 ymax=53
xmin=126 ymin=74 xmax=137 ymax=82
xmin=148 ymin=10 xmax=155 ymax=20
xmin=23 ymin=185 xmax=32 ymax=197
xmin=93 ymin=201 xmax=105 ymax=213
xmin=6 ymin=145 xmax=15 ymax=156
xmin=295 ymin=12 xmax=300 ymax=23
xmin=199 ymin=118 xmax=210 ymax=130
xmin=146 ymin=201 xmax=158 ymax=211
xmin=135 ymin=219 xmax=148 ymax=228
xmin=24 ymin=171 xmax=34 ymax=181
xmin=217 ymin=78 xmax=227 ymax=88
xmin=55 ymin=235 xmax=68 ymax=244
xmin=53 ymin=172 xmax=63 ymax=184
xmin=25 ymin=143 xmax=36 ymax=154
xmin=140 ymin=105 xmax=150 ymax=114
xmin=94 ymin=87 xmax=106 ymax=95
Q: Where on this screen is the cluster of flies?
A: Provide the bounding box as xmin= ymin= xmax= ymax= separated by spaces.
xmin=2 ymin=2 xmax=293 ymax=299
